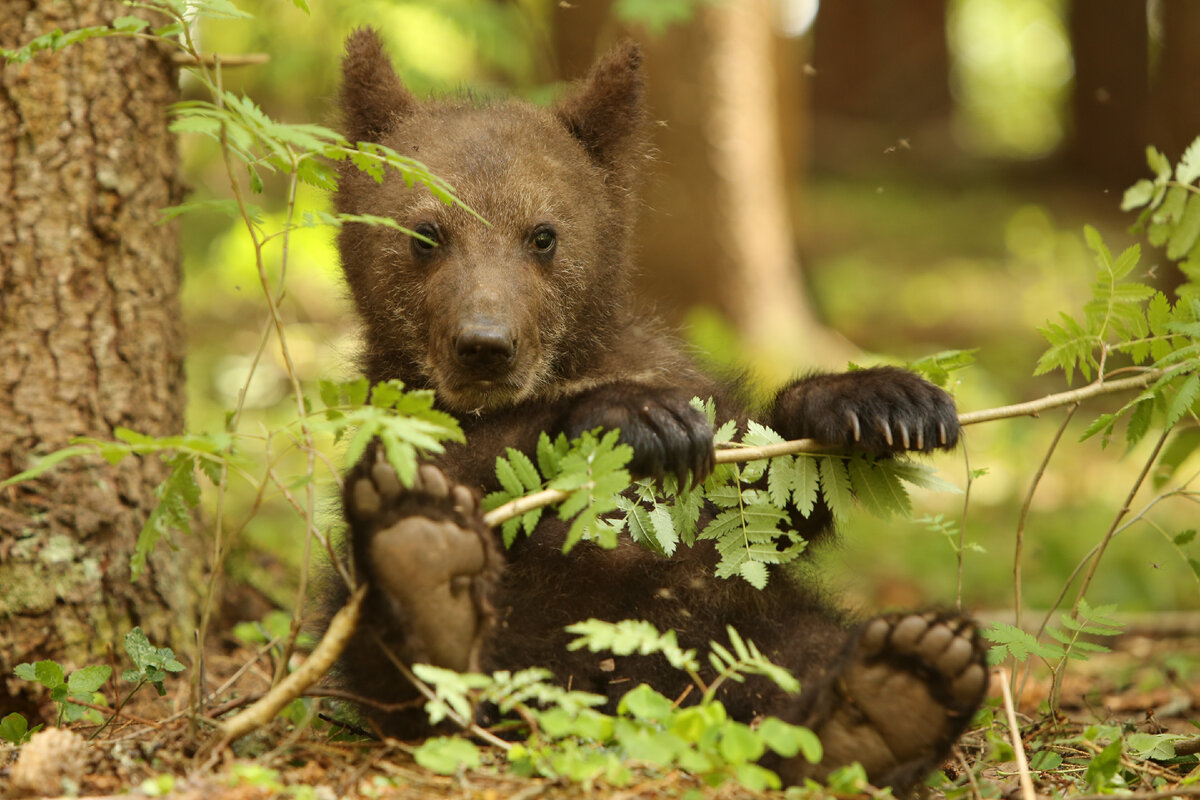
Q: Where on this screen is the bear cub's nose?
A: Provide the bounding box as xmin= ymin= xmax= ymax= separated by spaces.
xmin=454 ymin=323 xmax=517 ymax=372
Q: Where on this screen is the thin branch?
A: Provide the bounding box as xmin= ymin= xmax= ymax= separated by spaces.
xmin=1071 ymin=426 xmax=1171 ymax=615
xmin=484 ymin=372 xmax=1174 ymax=528
xmin=996 ymin=668 xmax=1037 ymax=800
xmin=957 ymin=371 xmax=1162 ymax=426
xmin=216 ymin=584 xmax=366 ymax=744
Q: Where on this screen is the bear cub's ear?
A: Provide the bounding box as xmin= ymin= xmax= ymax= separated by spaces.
xmin=554 ymin=40 xmax=646 ymax=169
xmin=340 ymin=27 xmax=417 ymax=144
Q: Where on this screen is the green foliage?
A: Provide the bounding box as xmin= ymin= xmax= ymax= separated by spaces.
xmin=983 ymin=598 xmax=1123 ymax=668
xmin=122 ymin=627 xmax=186 ymax=697
xmin=565 ymin=619 xmax=700 ymax=673
xmin=13 ymin=660 xmax=111 ymax=725
xmin=612 ymin=0 xmax=713 ymax=36
xmin=414 ymin=736 xmax=483 ymax=775
xmin=411 ymin=621 xmax=817 ymax=792
xmin=1033 ymin=223 xmax=1200 ymax=448
xmin=487 ymin=398 xmax=958 ymax=588
xmin=483 ymin=429 xmax=633 ymax=552
xmin=0 ymin=712 xmax=41 ymax=745
xmin=315 ymin=378 xmax=465 ymax=486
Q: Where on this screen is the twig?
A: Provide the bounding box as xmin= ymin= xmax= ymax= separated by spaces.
xmin=996 ymin=668 xmax=1037 ymax=800
xmin=484 ymin=372 xmax=1171 ymax=528
xmin=1072 ymin=427 xmax=1171 ymax=614
xmin=216 ymin=584 xmax=366 ymax=744
xmin=957 ymin=371 xmax=1161 ymax=426
xmin=172 ymin=52 xmax=269 ymax=66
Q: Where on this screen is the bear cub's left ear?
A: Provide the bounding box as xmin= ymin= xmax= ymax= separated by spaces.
xmin=340 ymin=27 xmax=417 ymax=144
xmin=554 ymin=40 xmax=646 ymax=170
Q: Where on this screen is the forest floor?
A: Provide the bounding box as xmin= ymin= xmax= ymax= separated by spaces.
xmin=2 ymin=621 xmax=1199 ymax=800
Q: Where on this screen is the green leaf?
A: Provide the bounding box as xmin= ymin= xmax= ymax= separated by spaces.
xmin=718 ymin=720 xmax=764 ymax=764
xmin=0 ymin=713 xmax=38 ymax=745
xmin=0 ymin=445 xmax=100 ymax=489
xmin=1174 ymin=529 xmax=1196 ymax=546
xmin=16 ymin=660 xmax=65 ymax=690
xmin=618 ymin=684 xmax=674 ymax=722
xmin=817 ymin=457 xmax=852 ymax=521
xmin=1121 ymin=179 xmax=1156 ymax=211
xmin=67 ymin=664 xmax=112 ymax=694
xmin=1177 ymin=136 xmax=1200 ymax=185
xmin=1165 ymin=372 xmax=1200 ymax=429
xmin=757 ymin=717 xmax=821 ymax=762
xmin=1168 ymin=194 xmax=1200 ymax=260
xmin=1084 ymin=737 xmax=1123 ymax=790
xmin=846 ymin=457 xmax=911 ymax=518
xmin=414 ymin=737 xmax=481 ymax=775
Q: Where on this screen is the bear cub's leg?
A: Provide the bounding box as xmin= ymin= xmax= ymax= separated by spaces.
xmin=777 ymin=612 xmax=987 ymax=790
xmin=346 ymin=452 xmax=500 ymax=672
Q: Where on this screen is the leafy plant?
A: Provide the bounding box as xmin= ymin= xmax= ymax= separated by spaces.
xmin=485 ymin=396 xmax=962 ymax=589
xmin=0 ymin=712 xmax=41 ymax=745
xmin=410 ymin=621 xmax=819 ymax=792
xmin=13 ymin=660 xmax=111 ymax=726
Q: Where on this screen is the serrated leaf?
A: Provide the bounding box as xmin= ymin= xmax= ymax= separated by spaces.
xmin=846 ymin=458 xmax=911 ymax=518
xmin=1168 ymin=194 xmax=1200 ymax=260
xmin=1165 ymin=372 xmax=1200 ymax=429
xmin=1177 ymin=136 xmax=1200 ymax=185
xmin=505 ymin=447 xmax=541 ymax=492
xmin=495 ymin=457 xmax=523 ymax=497
xmin=766 ymin=455 xmax=795 ymax=508
xmin=1174 ymin=529 xmax=1196 ymax=546
xmin=817 ymin=457 xmax=852 ymax=521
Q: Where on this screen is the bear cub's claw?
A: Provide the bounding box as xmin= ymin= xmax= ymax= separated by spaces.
xmin=346 ymin=453 xmax=497 ymax=672
xmin=564 ymin=385 xmax=715 ymax=485
xmin=780 ymin=611 xmax=987 ymax=791
xmin=773 ymin=367 xmax=960 ymax=457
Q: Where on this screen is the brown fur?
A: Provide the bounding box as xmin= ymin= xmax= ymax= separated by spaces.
xmin=326 ymin=29 xmax=984 ymax=791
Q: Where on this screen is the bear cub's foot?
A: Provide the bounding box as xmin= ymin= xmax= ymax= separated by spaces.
xmin=780 ymin=612 xmax=987 ymax=792
xmin=347 ymin=454 xmax=499 ymax=672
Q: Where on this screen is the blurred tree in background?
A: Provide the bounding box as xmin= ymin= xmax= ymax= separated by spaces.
xmin=1 ymin=0 xmax=194 ymax=715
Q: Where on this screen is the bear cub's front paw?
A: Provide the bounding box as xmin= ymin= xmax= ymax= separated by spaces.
xmin=772 ymin=366 xmax=959 ymax=456
xmin=347 ymin=453 xmax=497 ymax=672
xmin=564 ymin=384 xmax=715 ymax=484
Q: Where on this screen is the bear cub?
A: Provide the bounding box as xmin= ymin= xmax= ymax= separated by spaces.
xmin=329 ymin=28 xmax=988 ymax=791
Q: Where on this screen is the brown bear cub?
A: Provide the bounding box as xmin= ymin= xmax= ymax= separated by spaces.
xmin=330 ymin=28 xmax=987 ymax=791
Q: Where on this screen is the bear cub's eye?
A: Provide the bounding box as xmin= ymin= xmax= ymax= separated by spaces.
xmin=529 ymin=225 xmax=557 ymax=257
xmin=411 ymin=222 xmax=441 ymax=256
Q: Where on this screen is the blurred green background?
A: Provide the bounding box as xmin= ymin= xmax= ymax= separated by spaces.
xmin=180 ymin=0 xmax=1200 ymax=623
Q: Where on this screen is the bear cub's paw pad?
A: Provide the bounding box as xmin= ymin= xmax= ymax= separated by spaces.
xmin=810 ymin=612 xmax=987 ymax=785
xmin=349 ymin=456 xmax=488 ymax=672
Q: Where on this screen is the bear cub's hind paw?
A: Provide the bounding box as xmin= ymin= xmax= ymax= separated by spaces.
xmin=782 ymin=612 xmax=987 ymax=792
xmin=347 ymin=454 xmax=498 ymax=672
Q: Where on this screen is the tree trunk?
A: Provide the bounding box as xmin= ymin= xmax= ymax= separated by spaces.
xmin=1066 ymin=0 xmax=1149 ymax=187
xmin=553 ymin=1 xmax=854 ymax=371
xmin=810 ymin=0 xmax=954 ymax=172
xmin=0 ymin=0 xmax=192 ymax=718
xmin=1150 ymin=0 xmax=1200 ymax=164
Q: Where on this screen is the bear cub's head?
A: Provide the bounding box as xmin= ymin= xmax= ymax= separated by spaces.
xmin=335 ymin=29 xmax=648 ymax=413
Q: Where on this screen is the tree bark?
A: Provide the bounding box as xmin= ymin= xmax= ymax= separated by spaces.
xmin=0 ymin=0 xmax=192 ymax=716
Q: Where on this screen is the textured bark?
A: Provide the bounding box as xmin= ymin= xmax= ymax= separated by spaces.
xmin=0 ymin=0 xmax=192 ymax=712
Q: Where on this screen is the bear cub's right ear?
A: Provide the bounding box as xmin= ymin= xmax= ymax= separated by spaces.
xmin=340 ymin=27 xmax=417 ymax=144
